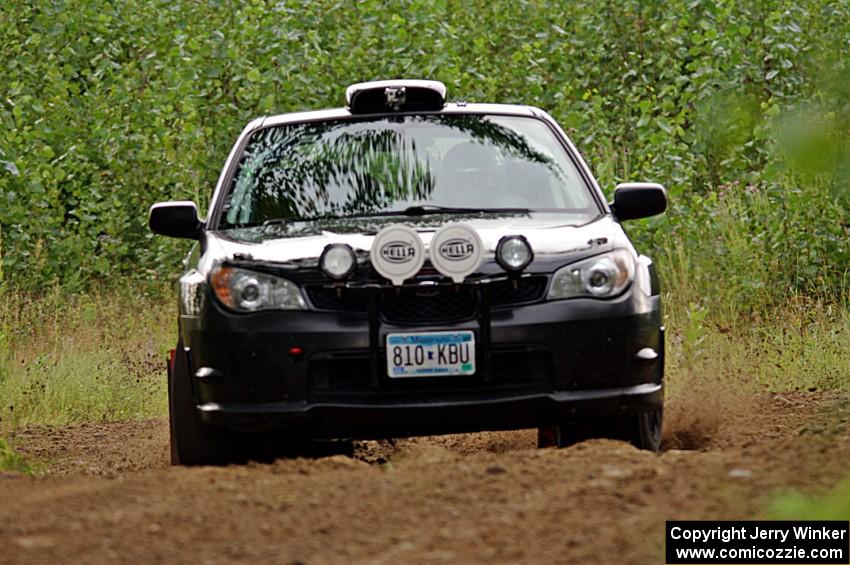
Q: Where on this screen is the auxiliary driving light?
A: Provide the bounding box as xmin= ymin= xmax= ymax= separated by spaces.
xmin=320 ymin=243 xmax=357 ymax=280
xmin=496 ymin=235 xmax=533 ymax=272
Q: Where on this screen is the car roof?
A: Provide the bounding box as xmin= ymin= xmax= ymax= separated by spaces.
xmin=258 ymin=103 xmax=541 ymax=129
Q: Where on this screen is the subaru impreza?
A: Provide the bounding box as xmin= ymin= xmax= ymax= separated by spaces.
xmin=150 ymin=79 xmax=667 ymax=465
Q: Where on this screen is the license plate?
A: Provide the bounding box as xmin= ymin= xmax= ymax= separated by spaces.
xmin=386 ymin=331 xmax=475 ymax=377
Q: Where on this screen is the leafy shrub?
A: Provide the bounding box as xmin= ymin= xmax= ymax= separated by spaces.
xmin=0 ymin=0 xmax=847 ymax=306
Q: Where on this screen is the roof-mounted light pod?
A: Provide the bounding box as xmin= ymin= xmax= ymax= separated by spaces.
xmin=496 ymin=235 xmax=533 ymax=272
xmin=345 ymin=79 xmax=447 ymax=114
xmin=320 ymin=243 xmax=357 ymax=280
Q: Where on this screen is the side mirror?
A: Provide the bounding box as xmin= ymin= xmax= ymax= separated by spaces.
xmin=610 ymin=183 xmax=667 ymax=221
xmin=149 ymin=201 xmax=203 ymax=239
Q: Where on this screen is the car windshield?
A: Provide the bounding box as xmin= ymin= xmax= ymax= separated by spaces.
xmin=219 ymin=114 xmax=599 ymax=228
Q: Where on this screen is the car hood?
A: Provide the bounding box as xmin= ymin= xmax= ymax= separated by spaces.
xmin=202 ymin=213 xmax=632 ymax=273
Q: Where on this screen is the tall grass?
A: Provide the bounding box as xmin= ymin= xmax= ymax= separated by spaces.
xmin=664 ymin=296 xmax=849 ymax=398
xmin=0 ymin=286 xmax=171 ymax=432
xmin=657 ymin=181 xmax=849 ymax=398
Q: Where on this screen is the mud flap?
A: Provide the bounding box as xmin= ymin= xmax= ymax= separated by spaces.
xmin=537 ymin=426 xmax=557 ymax=448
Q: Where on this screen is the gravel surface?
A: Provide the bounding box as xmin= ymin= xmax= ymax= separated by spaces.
xmin=2 ymin=391 xmax=849 ymax=564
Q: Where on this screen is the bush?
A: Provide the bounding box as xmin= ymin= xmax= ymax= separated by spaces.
xmin=0 ymin=0 xmax=847 ymax=305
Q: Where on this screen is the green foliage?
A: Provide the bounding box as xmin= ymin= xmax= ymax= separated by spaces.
xmin=772 ymin=482 xmax=850 ymax=520
xmin=0 ymin=289 xmax=170 ymax=430
xmin=2 ymin=0 xmax=847 ymax=438
xmin=665 ymin=298 xmax=850 ymax=397
xmin=0 ymin=0 xmax=847 ymax=304
xmin=0 ymin=437 xmax=39 ymax=474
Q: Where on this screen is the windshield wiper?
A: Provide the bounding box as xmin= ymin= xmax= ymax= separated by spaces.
xmin=366 ymin=205 xmax=533 ymax=217
xmin=225 ymin=206 xmax=532 ymax=229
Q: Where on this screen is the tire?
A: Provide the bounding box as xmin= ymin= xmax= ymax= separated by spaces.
xmin=537 ymin=408 xmax=663 ymax=452
xmin=169 ymin=340 xmax=240 ymax=466
xmin=632 ymin=408 xmax=663 ymax=452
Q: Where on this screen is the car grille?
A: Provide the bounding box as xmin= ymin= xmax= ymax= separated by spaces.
xmin=489 ymin=276 xmax=548 ymax=306
xmin=305 ymin=276 xmax=548 ymax=325
xmin=383 ymin=286 xmax=476 ymax=324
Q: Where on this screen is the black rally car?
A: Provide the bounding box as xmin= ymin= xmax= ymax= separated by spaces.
xmin=150 ymin=79 xmax=667 ymax=466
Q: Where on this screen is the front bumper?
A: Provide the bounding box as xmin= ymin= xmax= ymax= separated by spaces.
xmin=181 ymin=281 xmax=664 ymax=437
xmin=197 ymin=383 xmax=663 ymax=436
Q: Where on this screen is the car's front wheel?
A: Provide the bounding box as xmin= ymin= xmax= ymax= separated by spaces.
xmin=169 ymin=340 xmax=241 ymax=466
xmin=633 ymin=408 xmax=663 ymax=451
xmin=537 ymin=409 xmax=663 ymax=452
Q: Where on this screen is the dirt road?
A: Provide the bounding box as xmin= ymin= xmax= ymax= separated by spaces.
xmin=2 ymin=390 xmax=850 ymax=564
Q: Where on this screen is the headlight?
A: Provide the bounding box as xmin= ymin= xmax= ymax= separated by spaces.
xmin=210 ymin=266 xmax=306 ymax=312
xmin=320 ymin=243 xmax=357 ymax=279
xmin=547 ymin=249 xmax=635 ymax=300
xmin=496 ymin=235 xmax=533 ymax=272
